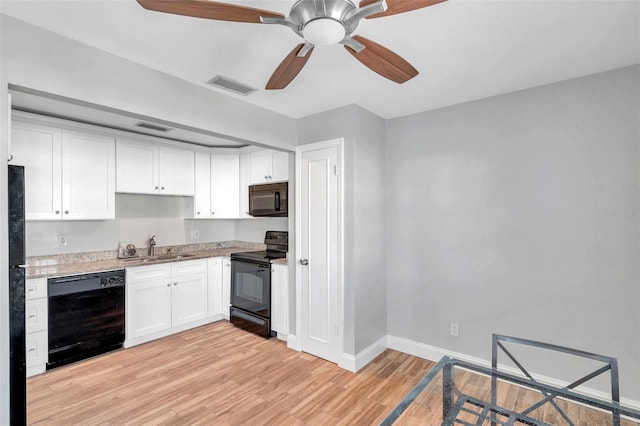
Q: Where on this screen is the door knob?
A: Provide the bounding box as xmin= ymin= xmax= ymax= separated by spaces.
xmin=300 ymin=258 xmax=309 ymax=266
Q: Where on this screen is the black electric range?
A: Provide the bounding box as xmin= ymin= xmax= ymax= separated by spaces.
xmin=229 ymin=231 xmax=288 ymax=338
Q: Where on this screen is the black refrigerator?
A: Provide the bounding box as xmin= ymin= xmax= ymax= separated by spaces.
xmin=8 ymin=165 xmax=26 ymax=425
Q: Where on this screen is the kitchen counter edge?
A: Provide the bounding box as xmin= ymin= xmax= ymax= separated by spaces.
xmin=27 ymin=248 xmax=289 ymax=279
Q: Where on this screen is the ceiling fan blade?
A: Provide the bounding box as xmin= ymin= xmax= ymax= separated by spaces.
xmin=344 ymin=35 xmax=418 ymax=84
xmin=359 ymin=0 xmax=446 ymax=19
xmin=266 ymin=44 xmax=314 ymax=90
xmin=137 ymin=0 xmax=284 ymax=24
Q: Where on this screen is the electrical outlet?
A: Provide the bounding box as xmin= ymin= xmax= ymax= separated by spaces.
xmin=190 ymin=230 xmax=200 ymax=239
xmin=58 ymin=234 xmax=68 ymax=246
xmin=450 ymin=323 xmax=459 ymax=337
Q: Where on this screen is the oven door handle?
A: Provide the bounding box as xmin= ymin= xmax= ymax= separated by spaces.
xmin=232 ymin=309 xmax=266 ymax=325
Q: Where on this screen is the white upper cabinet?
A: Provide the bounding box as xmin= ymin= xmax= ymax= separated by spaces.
xmin=193 ymin=152 xmax=211 ymax=218
xmin=10 ymin=120 xmax=115 ymax=220
xmin=239 ymin=153 xmax=252 ymax=218
xmin=210 ymin=154 xmax=239 ymax=218
xmin=11 ymin=121 xmax=62 ymax=220
xmin=116 ymin=139 xmax=157 ymax=194
xmin=249 ymin=149 xmax=289 ymax=184
xmin=62 ymin=130 xmax=116 ymax=220
xmin=271 ymin=151 xmax=289 ymax=182
xmin=250 ymin=150 xmax=271 ymax=184
xmin=116 ymin=139 xmax=194 ymax=196
xmin=193 ymin=153 xmax=240 ymax=219
xmin=158 ymin=146 xmax=195 ymax=196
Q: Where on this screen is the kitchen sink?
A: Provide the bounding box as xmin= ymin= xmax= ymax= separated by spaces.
xmin=122 ymin=253 xmax=195 ymax=262
xmin=153 ymin=253 xmax=195 ymax=260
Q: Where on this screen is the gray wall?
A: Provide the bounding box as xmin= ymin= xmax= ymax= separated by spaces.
xmin=297 ymin=104 xmax=388 ymax=355
xmin=385 ymin=66 xmax=640 ymax=399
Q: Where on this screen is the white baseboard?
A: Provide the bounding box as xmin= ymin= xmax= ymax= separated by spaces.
xmin=285 ymin=333 xmax=640 ymax=411
xmin=287 ymin=333 xmax=300 ymax=351
xmin=346 ymin=336 xmax=389 ymax=373
xmin=124 ymin=316 xmax=220 ymax=349
xmin=387 ymin=335 xmax=489 ymax=367
xmin=386 ymin=335 xmax=640 ymax=411
xmin=339 ymin=353 xmax=357 ymax=372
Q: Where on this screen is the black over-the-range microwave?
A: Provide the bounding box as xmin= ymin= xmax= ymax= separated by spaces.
xmin=248 ymin=182 xmax=288 ymax=217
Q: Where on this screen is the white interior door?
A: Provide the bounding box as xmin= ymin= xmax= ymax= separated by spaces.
xmin=297 ymin=140 xmax=342 ymax=364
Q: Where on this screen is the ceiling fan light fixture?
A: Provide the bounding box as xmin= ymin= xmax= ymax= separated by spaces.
xmin=302 ymin=18 xmax=346 ymax=45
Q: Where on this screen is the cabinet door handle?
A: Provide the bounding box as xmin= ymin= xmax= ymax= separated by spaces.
xmin=55 ymin=210 xmax=60 ymax=214
xmin=166 ymin=283 xmax=171 ymax=287
xmin=197 ymin=211 xmax=200 ymax=215
xmin=64 ymin=210 xmax=69 ymax=215
xmin=300 ymin=258 xmax=309 ymax=266
xmin=161 ymin=186 xmax=165 ymax=190
xmin=211 ymin=211 xmax=215 ymax=215
xmin=27 ymin=314 xmax=35 ymax=319
xmin=173 ymin=282 xmax=178 ymax=286
xmin=155 ymin=186 xmax=159 ymax=190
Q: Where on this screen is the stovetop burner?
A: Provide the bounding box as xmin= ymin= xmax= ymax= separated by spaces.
xmin=231 ymin=231 xmax=288 ymax=264
xmin=230 ymin=250 xmax=286 ymax=263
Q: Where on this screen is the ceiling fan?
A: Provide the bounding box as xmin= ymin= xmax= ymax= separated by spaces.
xmin=137 ymin=0 xmax=446 ymax=90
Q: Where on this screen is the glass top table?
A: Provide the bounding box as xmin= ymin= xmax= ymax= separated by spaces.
xmin=381 ymin=335 xmax=640 ymax=426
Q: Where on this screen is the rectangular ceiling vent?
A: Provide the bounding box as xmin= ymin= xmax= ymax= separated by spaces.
xmin=135 ymin=122 xmax=173 ymax=133
xmin=206 ymin=75 xmax=257 ymax=96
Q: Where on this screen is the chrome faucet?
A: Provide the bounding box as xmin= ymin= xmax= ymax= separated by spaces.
xmin=148 ymin=235 xmax=156 ymax=257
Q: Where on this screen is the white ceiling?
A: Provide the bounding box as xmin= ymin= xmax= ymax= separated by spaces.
xmin=1 ymin=0 xmax=639 ymax=120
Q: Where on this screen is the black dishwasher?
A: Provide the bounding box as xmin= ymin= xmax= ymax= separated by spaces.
xmin=47 ymin=270 xmax=125 ymax=369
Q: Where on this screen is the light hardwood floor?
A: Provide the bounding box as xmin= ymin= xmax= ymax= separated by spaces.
xmin=27 ymin=321 xmax=433 ymax=425
xmin=27 ymin=322 xmax=639 ymax=425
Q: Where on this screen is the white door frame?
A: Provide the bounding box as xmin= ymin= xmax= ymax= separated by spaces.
xmin=292 ymin=138 xmax=345 ymax=365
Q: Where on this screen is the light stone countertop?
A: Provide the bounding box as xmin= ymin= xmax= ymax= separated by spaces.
xmin=26 ymin=241 xmax=288 ymax=279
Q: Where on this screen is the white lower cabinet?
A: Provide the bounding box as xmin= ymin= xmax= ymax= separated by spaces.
xmin=126 ymin=259 xmax=208 ymax=346
xmin=126 ymin=264 xmax=172 ymax=340
xmin=271 ymin=264 xmax=288 ymax=340
xmin=207 ymin=257 xmax=231 ymax=320
xmin=25 ymin=277 xmax=48 ymax=377
xmin=172 ymin=260 xmax=208 ymax=327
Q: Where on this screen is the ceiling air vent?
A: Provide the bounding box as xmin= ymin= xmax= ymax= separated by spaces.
xmin=206 ymin=75 xmax=257 ymax=96
xmin=135 ymin=122 xmax=173 ymax=133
